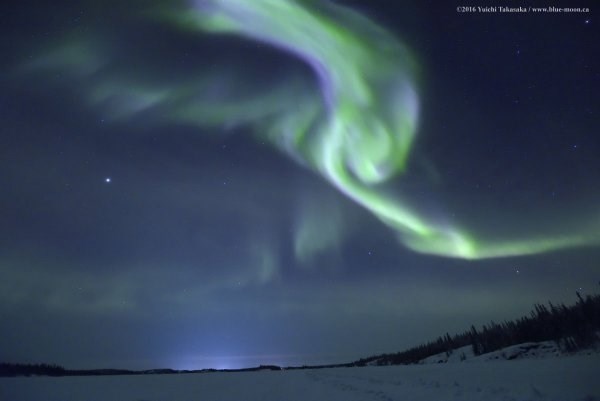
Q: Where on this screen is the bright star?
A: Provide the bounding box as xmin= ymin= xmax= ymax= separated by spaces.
xmin=105 ymin=177 xmax=111 ymax=183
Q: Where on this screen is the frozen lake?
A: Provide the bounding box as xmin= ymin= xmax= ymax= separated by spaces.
xmin=1 ymin=355 xmax=599 ymax=401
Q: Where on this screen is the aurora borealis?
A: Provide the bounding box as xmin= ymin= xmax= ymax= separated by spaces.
xmin=27 ymin=0 xmax=598 ymax=260
xmin=1 ymin=0 xmax=598 ymax=369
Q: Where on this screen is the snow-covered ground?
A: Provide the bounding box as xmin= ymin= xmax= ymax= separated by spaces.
xmin=1 ymin=354 xmax=599 ymax=401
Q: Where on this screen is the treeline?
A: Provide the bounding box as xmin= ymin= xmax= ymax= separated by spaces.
xmin=0 ymin=362 xmax=143 ymax=377
xmin=0 ymin=363 xmax=67 ymax=377
xmin=469 ymin=291 xmax=599 ymax=355
xmin=0 ymin=363 xmax=177 ymax=377
xmin=0 ymin=359 xmax=364 ymax=377
xmin=353 ymin=290 xmax=600 ymax=366
xmin=0 ymin=363 xmax=288 ymax=377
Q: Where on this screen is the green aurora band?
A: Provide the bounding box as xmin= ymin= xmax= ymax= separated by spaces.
xmin=29 ymin=0 xmax=598 ymax=259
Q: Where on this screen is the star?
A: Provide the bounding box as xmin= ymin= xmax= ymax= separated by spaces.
xmin=105 ymin=177 xmax=111 ymax=183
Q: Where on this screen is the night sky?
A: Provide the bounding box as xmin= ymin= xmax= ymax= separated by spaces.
xmin=1 ymin=0 xmax=598 ymax=370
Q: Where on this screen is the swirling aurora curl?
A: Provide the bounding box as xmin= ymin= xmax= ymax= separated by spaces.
xmin=30 ymin=0 xmax=597 ymax=259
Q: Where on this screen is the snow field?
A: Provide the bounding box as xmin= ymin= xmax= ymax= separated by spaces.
xmin=1 ymin=354 xmax=598 ymax=401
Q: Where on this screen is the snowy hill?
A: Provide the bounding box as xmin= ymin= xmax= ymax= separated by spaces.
xmin=417 ymin=341 xmax=599 ymax=365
